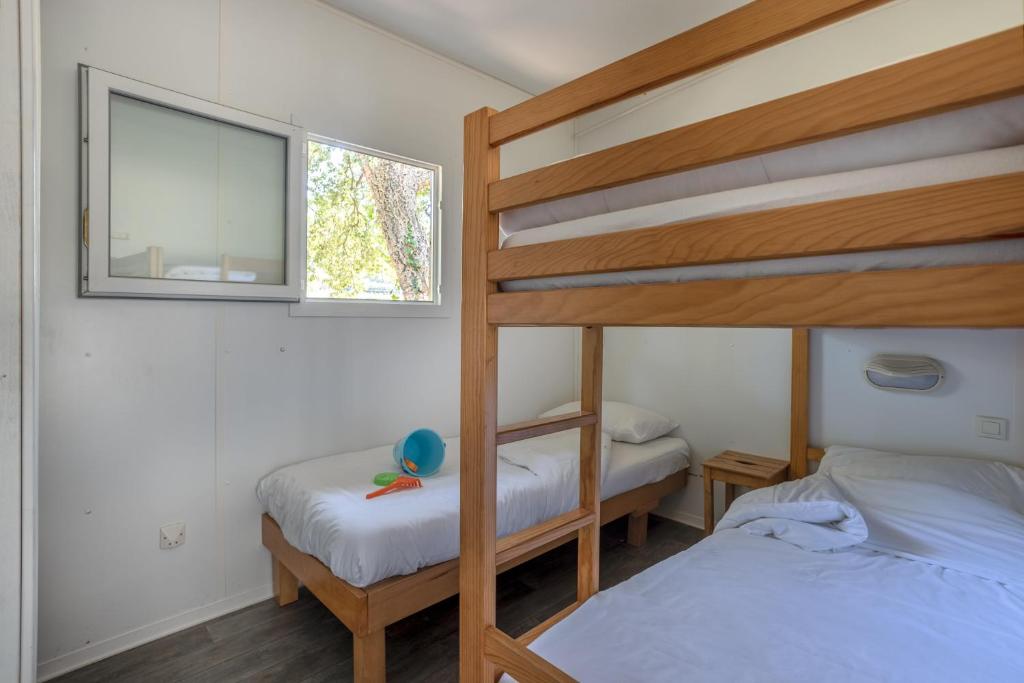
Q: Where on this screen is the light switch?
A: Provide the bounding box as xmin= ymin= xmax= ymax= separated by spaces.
xmin=975 ymin=416 xmax=1008 ymax=441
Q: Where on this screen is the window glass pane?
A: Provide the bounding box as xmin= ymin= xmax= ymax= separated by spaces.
xmin=306 ymin=140 xmax=435 ymax=302
xmin=108 ymin=93 xmax=287 ymax=284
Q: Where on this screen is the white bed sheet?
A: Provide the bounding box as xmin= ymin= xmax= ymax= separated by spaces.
xmin=500 ymin=145 xmax=1024 ymax=291
xmin=256 ymin=433 xmax=689 ymax=587
xmin=504 ymin=529 xmax=1024 ymax=683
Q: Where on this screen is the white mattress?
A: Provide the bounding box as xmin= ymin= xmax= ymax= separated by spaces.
xmin=499 ymin=97 xmax=1024 ymax=292
xmin=504 ymin=449 xmax=1024 ymax=682
xmin=256 ymin=432 xmax=689 ymax=587
xmin=503 ymin=528 xmax=1024 ymax=683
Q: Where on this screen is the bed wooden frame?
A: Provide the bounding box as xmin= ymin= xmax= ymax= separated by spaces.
xmin=460 ymin=2 xmax=1024 ymax=681
xmin=261 ymin=466 xmax=686 ymax=682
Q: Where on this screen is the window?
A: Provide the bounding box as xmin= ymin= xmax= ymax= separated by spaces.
xmin=79 ymin=65 xmax=303 ymax=301
xmin=298 ymin=135 xmax=442 ymax=314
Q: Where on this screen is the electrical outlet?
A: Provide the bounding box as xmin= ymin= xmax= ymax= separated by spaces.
xmin=159 ymin=522 xmax=186 ymax=549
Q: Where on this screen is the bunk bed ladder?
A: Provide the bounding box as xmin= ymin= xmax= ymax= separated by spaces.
xmin=462 ymin=106 xmax=598 ymax=683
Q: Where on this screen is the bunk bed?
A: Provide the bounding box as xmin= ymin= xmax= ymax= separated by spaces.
xmin=459 ymin=1 xmax=1024 ymax=681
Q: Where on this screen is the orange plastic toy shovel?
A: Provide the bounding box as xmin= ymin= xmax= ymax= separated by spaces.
xmin=365 ymin=476 xmax=422 ymax=499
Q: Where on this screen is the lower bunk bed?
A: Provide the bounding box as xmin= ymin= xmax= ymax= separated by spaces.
xmin=257 ymin=425 xmax=690 ymax=682
xmin=500 ymin=446 xmax=1024 ymax=683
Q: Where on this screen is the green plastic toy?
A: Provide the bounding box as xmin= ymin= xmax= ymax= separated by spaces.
xmin=373 ymin=472 xmax=400 ymax=486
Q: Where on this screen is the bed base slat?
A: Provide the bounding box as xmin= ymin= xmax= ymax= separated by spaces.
xmin=489 ymin=28 xmax=1024 ymax=212
xmin=496 ymin=410 xmax=597 ymax=445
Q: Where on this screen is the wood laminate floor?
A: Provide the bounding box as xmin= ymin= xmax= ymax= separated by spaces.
xmin=53 ymin=516 xmax=703 ymax=682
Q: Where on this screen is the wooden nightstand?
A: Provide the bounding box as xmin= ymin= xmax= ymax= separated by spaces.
xmin=702 ymin=451 xmax=788 ymax=536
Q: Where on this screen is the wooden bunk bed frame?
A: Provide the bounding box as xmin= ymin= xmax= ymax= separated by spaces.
xmin=459 ymin=2 xmax=1024 ymax=681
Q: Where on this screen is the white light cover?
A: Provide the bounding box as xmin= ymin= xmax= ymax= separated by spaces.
xmin=864 ymin=354 xmax=945 ymax=392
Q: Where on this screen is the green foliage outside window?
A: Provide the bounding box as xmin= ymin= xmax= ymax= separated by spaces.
xmin=306 ymin=140 xmax=434 ymax=301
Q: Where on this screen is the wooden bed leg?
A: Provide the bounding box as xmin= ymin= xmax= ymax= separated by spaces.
xmin=353 ymin=629 xmax=386 ymax=683
xmin=626 ymin=510 xmax=648 ymax=547
xmin=272 ymin=556 xmax=299 ymax=606
xmin=626 ymin=500 xmax=657 ymax=547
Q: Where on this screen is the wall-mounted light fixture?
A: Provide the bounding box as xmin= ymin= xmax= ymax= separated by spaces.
xmin=864 ymin=354 xmax=945 ymax=393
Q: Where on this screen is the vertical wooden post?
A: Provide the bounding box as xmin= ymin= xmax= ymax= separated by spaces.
xmin=702 ymin=470 xmax=715 ymax=536
xmin=578 ymin=326 xmax=603 ymax=601
xmin=272 ymin=556 xmax=299 ymax=606
xmin=353 ymin=630 xmax=386 ymax=683
xmin=790 ymin=328 xmax=810 ymax=479
xmin=626 ymin=509 xmax=650 ymax=547
xmin=459 ymin=107 xmax=500 ymax=683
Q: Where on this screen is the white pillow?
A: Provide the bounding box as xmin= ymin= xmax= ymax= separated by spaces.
xmin=538 ymin=400 xmax=678 ymax=444
xmin=820 ymin=446 xmax=1024 ymax=514
xmin=819 ymin=446 xmax=1024 ymax=585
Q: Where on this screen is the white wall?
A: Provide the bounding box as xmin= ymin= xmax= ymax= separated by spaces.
xmin=575 ymin=0 xmax=1024 ymax=147
xmin=1 ymin=0 xmax=25 ymax=674
xmin=2 ymin=0 xmax=39 ymax=679
xmin=601 ymin=328 xmax=793 ymax=527
xmin=38 ymin=0 xmax=575 ymax=677
xmin=575 ymin=0 xmax=1024 ymax=528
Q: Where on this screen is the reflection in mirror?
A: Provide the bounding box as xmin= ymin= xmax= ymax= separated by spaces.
xmin=107 ymin=93 xmax=287 ymax=284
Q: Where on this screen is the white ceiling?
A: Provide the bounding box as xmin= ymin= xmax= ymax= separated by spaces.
xmin=323 ymin=0 xmax=750 ymax=94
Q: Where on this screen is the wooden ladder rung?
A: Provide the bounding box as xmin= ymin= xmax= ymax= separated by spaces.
xmin=495 ymin=508 xmax=596 ymax=566
xmin=485 ymin=626 xmax=577 ymax=683
xmin=496 ymin=410 xmax=598 ymax=445
xmin=518 ymin=601 xmax=582 ymax=646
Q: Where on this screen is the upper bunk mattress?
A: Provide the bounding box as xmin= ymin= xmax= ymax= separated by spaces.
xmin=257 ymin=431 xmax=689 ymax=587
xmin=499 ymin=97 xmax=1024 ymax=292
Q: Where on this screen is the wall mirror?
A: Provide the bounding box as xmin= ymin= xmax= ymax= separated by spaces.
xmin=79 ymin=66 xmax=303 ymax=301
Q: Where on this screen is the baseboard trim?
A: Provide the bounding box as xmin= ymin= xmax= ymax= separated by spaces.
xmin=654 ymin=507 xmax=703 ymax=531
xmin=37 ymin=583 xmax=274 ymax=681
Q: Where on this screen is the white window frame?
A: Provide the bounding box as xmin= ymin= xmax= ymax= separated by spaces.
xmin=79 ymin=65 xmax=304 ymax=301
xmin=289 ymin=133 xmax=447 ymax=318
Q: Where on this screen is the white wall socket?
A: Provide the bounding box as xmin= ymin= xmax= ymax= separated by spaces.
xmin=159 ymin=522 xmax=186 ymax=549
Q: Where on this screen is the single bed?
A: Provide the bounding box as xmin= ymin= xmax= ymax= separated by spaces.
xmin=258 ymin=430 xmax=689 ymax=587
xmin=499 ymin=97 xmax=1024 ymax=292
xmin=503 ymin=446 xmax=1024 ymax=682
xmin=258 ymin=426 xmax=689 ymax=681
